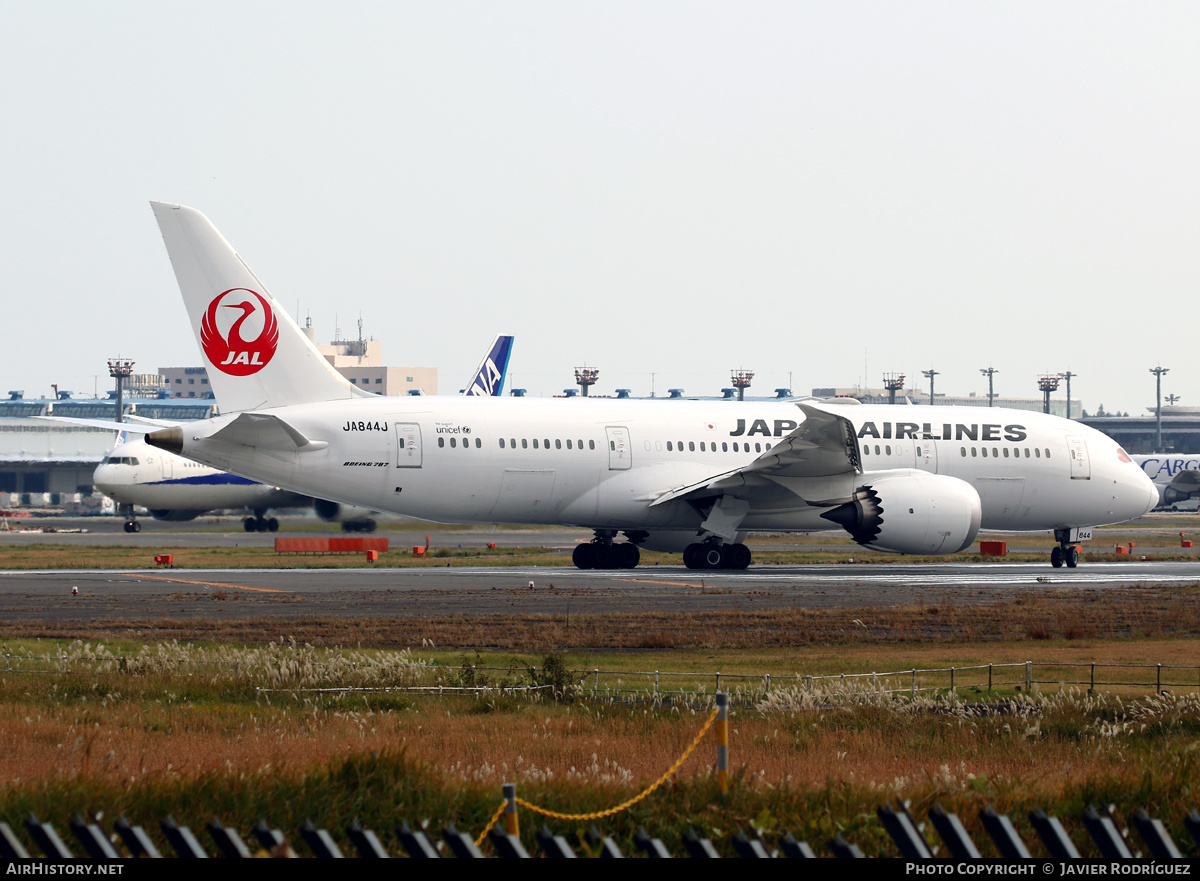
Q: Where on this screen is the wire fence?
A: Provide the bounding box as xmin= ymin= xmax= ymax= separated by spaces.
xmin=3 ymin=645 xmax=1198 ymax=702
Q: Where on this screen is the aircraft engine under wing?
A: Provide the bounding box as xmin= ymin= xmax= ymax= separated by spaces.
xmin=649 ymin=403 xmax=861 ymax=508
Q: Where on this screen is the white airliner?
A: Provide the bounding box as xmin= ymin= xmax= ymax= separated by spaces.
xmin=133 ymin=202 xmax=1157 ymax=570
xmin=94 ymin=333 xmax=515 ymax=533
xmin=1132 ymin=455 xmax=1200 ymax=510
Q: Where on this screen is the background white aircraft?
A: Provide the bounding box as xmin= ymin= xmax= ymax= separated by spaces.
xmin=1132 ymin=455 xmax=1200 ymax=511
xmin=93 ymin=334 xmax=515 ymax=533
xmin=141 ymin=203 xmax=1158 ymax=569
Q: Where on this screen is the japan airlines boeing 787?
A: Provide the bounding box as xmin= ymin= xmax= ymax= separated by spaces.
xmin=141 ymin=202 xmax=1158 ymax=570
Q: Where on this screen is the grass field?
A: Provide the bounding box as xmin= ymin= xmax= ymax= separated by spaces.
xmin=1 ymin=635 xmax=1199 ymax=857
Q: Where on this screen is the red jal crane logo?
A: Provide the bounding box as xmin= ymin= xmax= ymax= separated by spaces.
xmin=200 ymin=288 xmax=280 ymax=375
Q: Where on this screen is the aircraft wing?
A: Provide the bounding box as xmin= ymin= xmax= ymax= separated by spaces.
xmin=649 ymin=404 xmax=861 ymax=507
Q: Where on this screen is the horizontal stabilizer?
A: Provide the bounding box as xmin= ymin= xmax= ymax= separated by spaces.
xmin=35 ymin=416 xmax=156 ymax=433
xmin=209 ymin=413 xmax=329 ymax=453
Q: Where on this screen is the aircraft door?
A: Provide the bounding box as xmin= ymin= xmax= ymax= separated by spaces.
xmin=1067 ymin=435 xmax=1090 ymax=479
xmin=606 ymin=426 xmax=631 ymax=470
xmin=395 ymin=423 xmax=423 ymax=468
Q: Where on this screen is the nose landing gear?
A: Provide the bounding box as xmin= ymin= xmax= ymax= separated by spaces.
xmin=1050 ymin=528 xmax=1084 ymax=568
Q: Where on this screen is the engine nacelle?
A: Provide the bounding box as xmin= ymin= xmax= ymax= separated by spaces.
xmin=148 ymin=509 xmax=204 ymax=522
xmin=819 ymin=470 xmax=981 ymax=555
xmin=313 ymin=499 xmax=378 ymax=532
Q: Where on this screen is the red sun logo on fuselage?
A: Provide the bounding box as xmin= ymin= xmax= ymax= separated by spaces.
xmin=200 ymin=288 xmax=280 ymax=376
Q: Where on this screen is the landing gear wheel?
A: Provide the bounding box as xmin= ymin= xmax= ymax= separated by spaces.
xmin=1065 ymin=546 xmax=1079 ymax=568
xmin=590 ymin=543 xmax=612 ymax=569
xmin=615 ymin=543 xmax=640 ymax=569
xmin=701 ymin=545 xmax=726 ymax=569
xmin=132 ymin=521 xmax=141 ymax=533
xmin=123 ymin=520 xmax=140 ymax=533
xmin=1051 ymin=546 xmax=1064 ymax=568
xmin=364 ymin=519 xmax=377 ymax=533
xmin=267 ymin=517 xmax=279 ymax=533
xmin=255 ymin=516 xmax=268 ymax=533
xmin=683 ymin=543 xmax=702 ymax=569
xmin=727 ymin=543 xmax=752 ymax=570
xmin=572 ymin=544 xmax=595 ymax=569
xmin=243 ymin=517 xmax=257 ymax=533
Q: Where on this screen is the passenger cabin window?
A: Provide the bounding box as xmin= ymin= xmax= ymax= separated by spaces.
xmin=588 ymin=440 xmax=595 ymax=450
xmin=499 ymin=438 xmax=505 ymax=448
xmin=533 ymin=439 xmax=539 ymax=449
xmin=438 ymin=437 xmax=445 ymax=448
xmin=521 ymin=439 xmax=528 ymax=449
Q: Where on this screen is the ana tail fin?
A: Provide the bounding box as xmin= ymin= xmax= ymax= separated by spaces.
xmin=462 ymin=334 xmax=514 ymax=396
xmin=150 ymin=202 xmax=368 ymax=412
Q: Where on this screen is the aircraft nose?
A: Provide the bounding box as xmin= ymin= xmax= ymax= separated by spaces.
xmin=1129 ymin=468 xmax=1159 ymax=518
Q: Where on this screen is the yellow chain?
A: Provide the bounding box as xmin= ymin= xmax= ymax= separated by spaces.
xmin=514 ymin=707 xmax=719 ymax=822
xmin=474 ymin=799 xmax=509 ymax=847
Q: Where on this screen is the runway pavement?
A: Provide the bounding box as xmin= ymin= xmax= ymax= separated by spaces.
xmin=1 ymin=560 xmax=1196 ymax=623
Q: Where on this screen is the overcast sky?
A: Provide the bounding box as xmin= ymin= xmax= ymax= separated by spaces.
xmin=2 ymin=3 xmax=1195 ymax=414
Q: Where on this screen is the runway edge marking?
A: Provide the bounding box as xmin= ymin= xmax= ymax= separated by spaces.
xmin=123 ymin=573 xmax=287 ymax=594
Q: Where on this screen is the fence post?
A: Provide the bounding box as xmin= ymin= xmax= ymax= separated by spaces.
xmin=988 ymin=663 xmax=993 ymax=695
xmin=911 ymin=669 xmax=916 ymax=698
xmin=503 ymin=782 xmax=519 ymax=836
xmin=950 ymin=666 xmax=956 ymax=698
xmin=654 ymin=670 xmax=659 ymax=697
xmin=1090 ymin=664 xmax=1095 ymax=694
xmin=715 ymin=672 xmax=720 ymax=693
xmin=715 ymin=693 xmax=729 ymax=797
xmin=1025 ymin=661 xmax=1032 ymax=694
xmin=764 ymin=673 xmax=770 ymax=694
xmin=805 ymin=675 xmax=812 ymax=693
xmin=593 ymin=668 xmax=598 ymax=697
xmin=1157 ymin=663 xmax=1162 ymax=695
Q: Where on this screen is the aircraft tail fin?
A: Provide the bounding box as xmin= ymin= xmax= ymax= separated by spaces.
xmin=150 ymin=202 xmax=369 ymax=413
xmin=462 ymin=334 xmax=514 ymax=397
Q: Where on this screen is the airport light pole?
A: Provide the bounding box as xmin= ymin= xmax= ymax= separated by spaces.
xmin=921 ymin=369 xmax=939 ymax=406
xmin=979 ymin=367 xmax=998 ymax=407
xmin=1057 ymin=371 xmax=1077 ymax=420
xmin=107 ymin=357 xmax=134 ymax=422
xmin=1151 ymin=366 xmax=1170 ymax=452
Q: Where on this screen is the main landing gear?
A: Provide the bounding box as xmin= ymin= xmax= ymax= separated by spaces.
xmin=1050 ymin=528 xmax=1080 ymax=569
xmin=243 ymin=513 xmax=279 ymax=533
xmin=122 ymin=519 xmax=141 ymax=533
xmin=572 ymin=531 xmax=641 ymax=569
xmin=683 ymin=540 xmax=751 ymax=570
